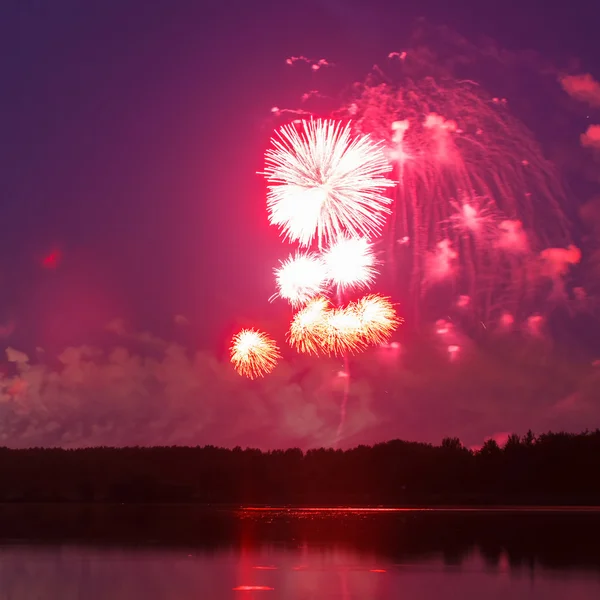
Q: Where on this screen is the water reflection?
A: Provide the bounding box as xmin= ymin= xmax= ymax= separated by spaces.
xmin=0 ymin=543 xmax=598 ymax=599
xmin=0 ymin=507 xmax=598 ymax=598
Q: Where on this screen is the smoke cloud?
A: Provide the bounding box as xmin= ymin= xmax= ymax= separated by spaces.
xmin=581 ymin=124 xmax=600 ymax=150
xmin=561 ymin=73 xmax=600 ymax=107
xmin=0 ymin=322 xmax=598 ymax=451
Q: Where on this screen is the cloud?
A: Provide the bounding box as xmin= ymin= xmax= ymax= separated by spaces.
xmin=6 ymin=347 xmax=29 ymax=366
xmin=105 ymin=319 xmax=126 ymax=336
xmin=174 ymin=314 xmax=189 ymax=326
xmin=105 ymin=319 xmax=167 ymax=348
xmin=0 ymin=326 xmax=597 ymax=450
xmin=581 ymin=124 xmax=600 ymax=149
xmin=560 ymin=73 xmax=600 ymax=107
xmin=0 ymin=334 xmax=382 ymax=449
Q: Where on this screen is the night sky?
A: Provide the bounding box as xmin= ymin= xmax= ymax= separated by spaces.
xmin=0 ymin=0 xmax=599 ymax=449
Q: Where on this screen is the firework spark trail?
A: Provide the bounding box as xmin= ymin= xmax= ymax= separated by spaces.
xmin=335 ymin=287 xmax=350 ymax=445
xmin=230 ymin=329 xmax=281 ymax=379
xmin=330 ymin=295 xmax=400 ymax=443
xmin=336 ymin=352 xmax=351 ymax=444
xmin=343 ymin=76 xmax=571 ymax=323
xmin=264 ymin=119 xmax=395 ymax=248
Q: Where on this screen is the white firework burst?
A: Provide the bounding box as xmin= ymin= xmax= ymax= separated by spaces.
xmin=264 ymin=119 xmax=395 ymax=248
xmin=322 ymin=236 xmax=378 ymax=294
xmin=273 ymin=251 xmax=328 ymax=307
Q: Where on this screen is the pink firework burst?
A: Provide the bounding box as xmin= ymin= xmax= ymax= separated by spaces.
xmin=449 ymin=195 xmax=499 ymax=240
xmin=344 ymin=73 xmax=571 ymax=323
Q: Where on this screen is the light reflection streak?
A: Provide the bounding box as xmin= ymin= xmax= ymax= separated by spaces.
xmin=233 ymin=585 xmax=275 ymax=591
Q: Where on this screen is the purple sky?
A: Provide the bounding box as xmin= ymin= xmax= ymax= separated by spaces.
xmin=0 ymin=0 xmax=599 ymax=449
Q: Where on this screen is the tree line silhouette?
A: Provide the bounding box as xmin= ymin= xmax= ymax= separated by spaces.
xmin=1 ymin=429 xmax=600 ymax=504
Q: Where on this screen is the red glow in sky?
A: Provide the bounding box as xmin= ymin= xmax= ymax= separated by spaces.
xmin=41 ymin=249 xmax=62 ymax=269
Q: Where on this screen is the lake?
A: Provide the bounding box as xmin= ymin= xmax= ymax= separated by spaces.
xmin=0 ymin=506 xmax=598 ymax=598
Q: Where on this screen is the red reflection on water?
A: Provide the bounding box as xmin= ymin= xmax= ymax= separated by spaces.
xmin=233 ymin=585 xmax=275 ymax=591
xmin=370 ymin=569 xmax=387 ymax=573
xmin=252 ymin=566 xmax=278 ymax=570
xmin=241 ymin=507 xmax=423 ymax=513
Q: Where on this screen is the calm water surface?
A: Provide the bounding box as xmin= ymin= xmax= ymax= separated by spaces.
xmin=0 ymin=506 xmax=598 ymax=599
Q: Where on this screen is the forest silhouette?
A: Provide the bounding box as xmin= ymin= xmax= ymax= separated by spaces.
xmin=1 ymin=429 xmax=600 ymax=505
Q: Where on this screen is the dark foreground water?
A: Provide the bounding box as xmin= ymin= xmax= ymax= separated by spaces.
xmin=0 ymin=506 xmax=599 ymax=599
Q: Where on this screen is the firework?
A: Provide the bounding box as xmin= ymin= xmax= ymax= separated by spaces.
xmin=273 ymin=251 xmax=328 ymax=307
xmin=287 ymin=294 xmax=403 ymax=357
xmin=343 ymin=74 xmax=571 ymax=323
xmin=449 ymin=196 xmax=499 ymax=240
xmin=264 ymin=119 xmax=395 ymax=248
xmin=355 ymin=294 xmax=402 ymax=345
xmin=230 ymin=329 xmax=280 ymax=379
xmin=322 ymin=295 xmax=402 ymax=356
xmin=322 ymin=236 xmax=378 ymax=294
xmin=324 ymin=306 xmax=367 ymax=356
xmin=288 ymin=296 xmax=331 ymax=355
